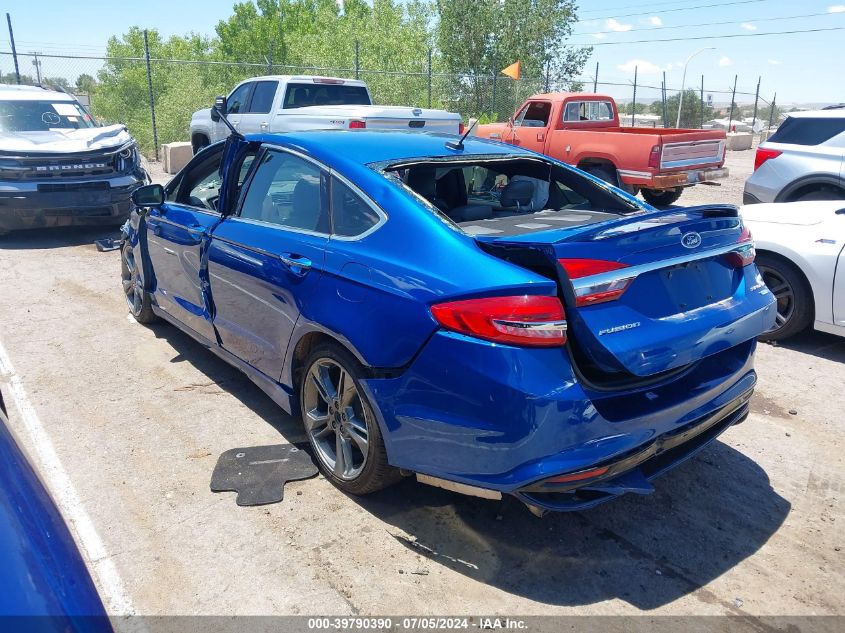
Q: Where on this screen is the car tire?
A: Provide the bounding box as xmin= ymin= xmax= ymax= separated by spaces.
xmin=299 ymin=343 xmax=401 ymax=495
xmin=793 ymin=187 xmax=845 ymax=202
xmin=121 ymin=242 xmax=157 ymax=324
xmin=641 ymin=188 xmax=683 ymax=207
xmin=192 ymin=135 xmax=210 ymax=155
xmin=756 ymin=253 xmax=813 ymax=341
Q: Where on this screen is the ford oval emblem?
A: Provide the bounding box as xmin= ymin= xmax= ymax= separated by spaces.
xmin=412 ymin=108 xmax=422 ymax=116
xmin=681 ymin=232 xmax=702 ymax=249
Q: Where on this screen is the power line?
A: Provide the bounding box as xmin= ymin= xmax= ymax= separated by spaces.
xmin=576 ymin=25 xmax=845 ymax=46
xmin=573 ymin=10 xmax=835 ymax=36
xmin=579 ymin=0 xmax=768 ymax=21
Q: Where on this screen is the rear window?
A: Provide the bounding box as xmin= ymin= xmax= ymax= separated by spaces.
xmin=0 ymin=99 xmax=95 ymax=131
xmin=248 ymin=81 xmax=278 ymax=113
xmin=282 ymin=83 xmax=371 ymax=109
xmin=563 ymin=101 xmax=614 ymax=123
xmin=768 ymin=116 xmax=845 ymax=145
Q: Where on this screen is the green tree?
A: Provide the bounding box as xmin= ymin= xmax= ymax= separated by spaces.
xmin=665 ymin=89 xmax=713 ymax=128
xmin=75 ymin=73 xmax=97 ymax=94
xmin=435 ymin=0 xmax=590 ymax=120
xmin=649 ymin=100 xmax=664 ymax=115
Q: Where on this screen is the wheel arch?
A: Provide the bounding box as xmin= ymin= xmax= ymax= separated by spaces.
xmin=191 ymin=131 xmax=210 ymax=154
xmin=776 ymin=174 xmax=845 ymax=202
xmin=285 ymin=328 xmax=375 ymax=400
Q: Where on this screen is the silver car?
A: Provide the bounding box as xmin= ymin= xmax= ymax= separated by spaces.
xmin=743 ymin=108 xmax=845 ymax=204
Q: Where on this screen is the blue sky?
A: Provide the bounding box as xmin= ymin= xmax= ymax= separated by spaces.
xmin=2 ymin=0 xmax=843 ymax=104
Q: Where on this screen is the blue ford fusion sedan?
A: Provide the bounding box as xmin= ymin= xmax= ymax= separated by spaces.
xmin=122 ymin=130 xmax=775 ymax=513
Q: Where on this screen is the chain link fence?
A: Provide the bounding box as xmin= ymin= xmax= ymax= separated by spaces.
xmin=0 ymin=47 xmax=780 ymax=160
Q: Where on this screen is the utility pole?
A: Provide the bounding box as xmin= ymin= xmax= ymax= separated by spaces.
xmin=593 ymin=61 xmax=599 ymax=92
xmin=727 ymin=74 xmax=738 ymax=132
xmin=6 ymin=13 xmax=20 ymax=84
xmin=630 ymin=65 xmax=638 ymax=127
xmin=31 ymin=51 xmax=42 ymax=85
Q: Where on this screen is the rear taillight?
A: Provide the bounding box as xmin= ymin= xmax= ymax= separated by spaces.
xmin=430 ymin=295 xmax=567 ymax=347
xmin=558 ymin=258 xmax=635 ymax=307
xmin=754 ymin=147 xmax=781 ymax=171
xmin=349 ymin=120 xmax=366 ymax=129
xmin=546 ymin=465 xmax=609 ymax=484
xmin=725 ymin=225 xmax=755 ymax=267
xmin=648 ymin=145 xmax=662 ymax=169
xmin=458 ymin=122 xmax=466 ymax=135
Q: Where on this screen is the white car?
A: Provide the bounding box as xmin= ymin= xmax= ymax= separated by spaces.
xmin=741 ymin=201 xmax=845 ymax=340
xmin=189 ymin=75 xmax=461 ymax=153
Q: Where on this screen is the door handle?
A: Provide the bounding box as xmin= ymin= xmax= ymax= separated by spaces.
xmin=279 ymin=253 xmax=312 ymax=276
xmin=163 ymin=247 xmax=176 ymax=256
xmin=260 ymin=122 xmax=269 ymax=130
xmin=537 ymin=132 xmax=545 ymax=142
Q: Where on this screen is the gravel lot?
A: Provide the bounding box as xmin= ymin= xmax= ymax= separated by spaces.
xmin=0 ymin=147 xmax=842 ymax=622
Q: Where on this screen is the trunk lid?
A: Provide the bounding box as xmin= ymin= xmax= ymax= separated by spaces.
xmin=477 ymin=205 xmax=776 ymax=377
xmin=284 ymin=105 xmax=461 ymax=134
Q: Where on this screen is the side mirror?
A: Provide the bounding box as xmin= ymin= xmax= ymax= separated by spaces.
xmin=131 ymin=184 xmax=164 ymax=208
xmin=210 ymin=95 xmax=227 ymax=122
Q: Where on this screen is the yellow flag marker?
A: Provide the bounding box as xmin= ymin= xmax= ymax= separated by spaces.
xmin=501 ymin=60 xmax=521 ymax=80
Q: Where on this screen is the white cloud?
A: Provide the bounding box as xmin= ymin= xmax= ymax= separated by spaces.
xmin=617 ymin=59 xmax=663 ymax=75
xmin=718 ymin=56 xmax=732 ymax=67
xmin=768 ymin=59 xmax=782 ymax=65
xmin=740 ymin=22 xmax=757 ymax=31
xmin=829 ymin=5 xmax=845 ymax=13
xmin=592 ymin=32 xmax=607 ymax=40
xmin=648 ymin=16 xmax=663 ymax=26
xmin=605 ymin=18 xmax=633 ymax=32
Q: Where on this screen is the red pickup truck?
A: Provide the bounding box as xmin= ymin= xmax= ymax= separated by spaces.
xmin=475 ymin=93 xmax=728 ymax=206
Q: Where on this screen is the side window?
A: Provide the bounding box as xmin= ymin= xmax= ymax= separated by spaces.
xmin=175 ymin=151 xmax=224 ymax=211
xmin=248 ymin=81 xmax=278 ymax=114
xmin=331 ymin=177 xmax=381 ymax=237
xmin=239 ymin=150 xmax=328 ymax=232
xmin=227 ymin=82 xmax=253 ymax=115
xmin=515 ymin=102 xmax=550 ymax=128
xmin=563 ymin=102 xmax=581 ymax=122
xmin=768 ymin=117 xmax=845 ymax=145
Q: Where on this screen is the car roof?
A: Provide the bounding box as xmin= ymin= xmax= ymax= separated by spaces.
xmin=785 ymin=109 xmax=845 ymax=119
xmin=0 ymin=84 xmax=75 ymax=101
xmin=233 ymin=75 xmax=368 ymax=88
xmin=248 ymin=130 xmax=531 ymax=166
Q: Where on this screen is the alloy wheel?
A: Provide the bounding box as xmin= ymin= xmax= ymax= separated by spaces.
xmin=302 ymin=358 xmax=370 ymax=481
xmin=758 ymin=264 xmax=795 ymax=333
xmin=121 ymin=246 xmax=144 ymax=316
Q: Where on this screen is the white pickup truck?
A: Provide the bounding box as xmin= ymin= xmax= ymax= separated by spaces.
xmin=189 ymin=75 xmax=462 ymax=153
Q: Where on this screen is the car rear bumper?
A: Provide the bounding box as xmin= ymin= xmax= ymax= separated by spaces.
xmin=363 ymin=330 xmax=758 ymax=508
xmin=0 ymin=174 xmax=145 ymax=233
xmin=620 ymin=167 xmax=729 ymax=189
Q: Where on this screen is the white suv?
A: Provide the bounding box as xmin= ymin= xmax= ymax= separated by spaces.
xmin=743 ymin=108 xmax=845 ymax=204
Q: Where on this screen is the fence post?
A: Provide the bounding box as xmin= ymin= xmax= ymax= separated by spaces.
xmin=727 ymin=74 xmax=737 ymax=133
xmin=661 ymin=71 xmax=667 ymax=127
xmin=631 ymin=65 xmax=637 ymax=127
xmin=751 ymin=75 xmax=761 ymax=136
xmin=593 ymin=61 xmax=599 ymax=92
xmin=6 ymin=13 xmax=20 ymax=84
xmin=267 ymin=40 xmax=274 ymax=74
xmin=354 ymin=40 xmax=360 ymax=80
xmin=544 ymin=60 xmax=550 ymax=93
xmin=768 ymin=92 xmax=777 ymax=131
xmin=427 ymin=48 xmax=432 ymax=108
xmin=700 ymin=74 xmax=705 ymax=129
xmin=143 ymin=29 xmax=159 ymax=162
xmin=491 ymin=71 xmax=498 ymax=119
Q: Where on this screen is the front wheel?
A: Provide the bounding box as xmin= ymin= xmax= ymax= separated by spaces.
xmin=756 ymin=253 xmax=813 ymax=341
xmin=641 ymin=188 xmax=683 ymax=207
xmin=121 ymin=242 xmax=157 ymax=324
xmin=299 ymin=344 xmax=401 ymax=495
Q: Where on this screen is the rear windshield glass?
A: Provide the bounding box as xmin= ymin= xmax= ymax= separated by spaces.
xmin=282 ymin=83 xmax=371 ymax=109
xmin=382 ymin=156 xmax=641 ymax=237
xmin=768 ymin=116 xmax=845 ymax=145
xmin=0 ymin=100 xmax=95 ymax=131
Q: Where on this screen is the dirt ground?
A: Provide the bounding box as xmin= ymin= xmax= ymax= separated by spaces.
xmin=0 ymin=147 xmax=842 ymax=620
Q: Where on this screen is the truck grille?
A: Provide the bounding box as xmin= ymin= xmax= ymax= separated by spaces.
xmin=0 ymin=150 xmax=123 ymax=181
xmin=660 ymin=140 xmax=725 ymax=170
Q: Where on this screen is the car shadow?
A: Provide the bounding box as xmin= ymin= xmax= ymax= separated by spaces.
xmin=0 ymin=226 xmax=121 ymax=250
xmin=146 ymin=321 xmax=307 ymax=442
xmin=762 ymin=330 xmax=845 ymax=363
xmin=143 ymin=319 xmax=789 ymax=610
xmin=355 ymin=440 xmax=789 ymax=610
